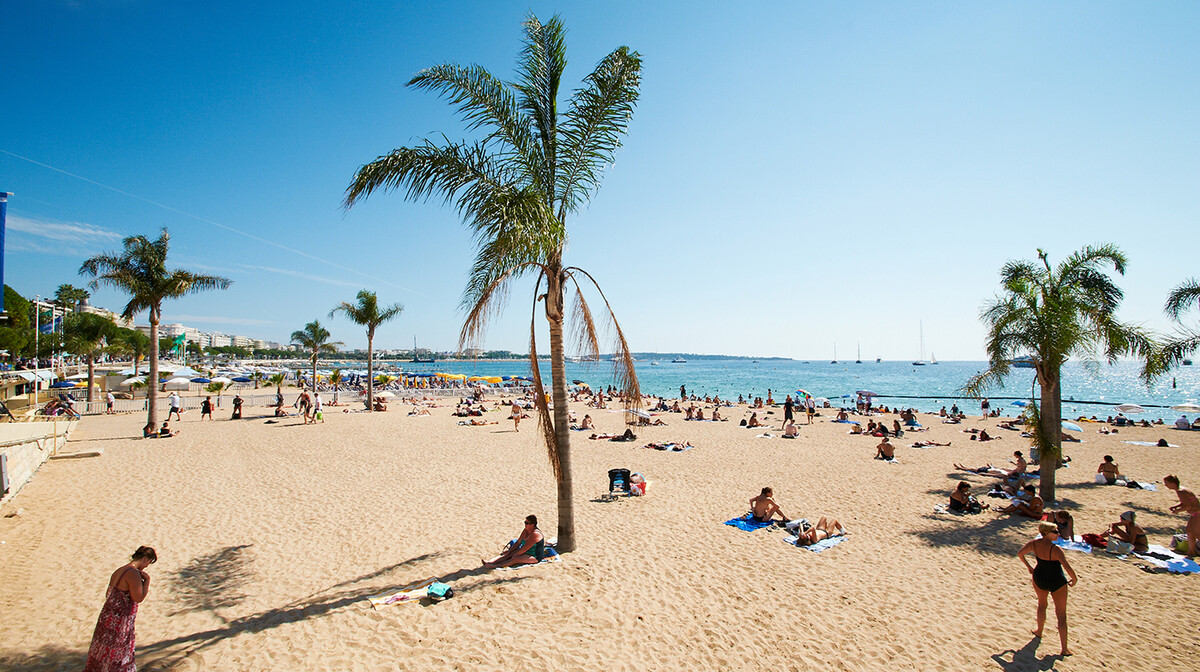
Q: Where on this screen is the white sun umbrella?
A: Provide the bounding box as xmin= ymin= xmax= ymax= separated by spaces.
xmin=623 ymin=408 xmax=651 ymax=419
xmin=164 ymin=377 xmax=193 ymax=389
xmin=66 ymin=373 xmax=92 ymax=380
xmin=119 ymin=376 xmax=147 ymax=387
xmin=1171 ymin=402 xmax=1200 ymax=413
xmin=375 ymin=391 xmax=396 ymax=399
xmin=210 ymin=376 xmax=234 ymax=385
xmin=1114 ymin=403 xmax=1145 ymax=414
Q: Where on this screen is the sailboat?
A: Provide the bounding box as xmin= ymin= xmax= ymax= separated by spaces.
xmin=831 ymin=344 xmax=838 ymax=364
xmin=912 ymin=322 xmax=927 ymax=366
xmin=855 ymin=343 xmax=862 ymax=364
xmin=412 ymin=336 xmax=435 ymax=363
xmin=930 ymin=352 xmax=938 ymax=365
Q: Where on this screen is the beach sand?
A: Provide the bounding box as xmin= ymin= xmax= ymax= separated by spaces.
xmin=1 ymin=397 xmax=1196 ymax=671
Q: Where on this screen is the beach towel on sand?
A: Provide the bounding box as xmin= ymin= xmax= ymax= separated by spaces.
xmin=496 ymin=547 xmax=561 ymax=571
xmin=1052 ymin=538 xmax=1093 ymax=554
xmin=784 ymin=534 xmax=848 ymax=553
xmin=367 ymin=577 xmax=439 ymax=609
xmin=1123 ymin=441 xmax=1179 ymax=448
xmin=1133 ymin=546 xmax=1200 ymax=574
xmin=725 ymin=514 xmax=775 ymax=532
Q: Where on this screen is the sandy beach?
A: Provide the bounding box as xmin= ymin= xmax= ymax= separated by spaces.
xmin=1 ymin=397 xmax=1196 ymax=671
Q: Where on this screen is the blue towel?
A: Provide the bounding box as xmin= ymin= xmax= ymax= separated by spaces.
xmin=1053 ymin=538 xmax=1093 ymax=554
xmin=784 ymin=534 xmax=848 ymax=552
xmin=832 ymin=419 xmax=861 ymax=425
xmin=724 ymin=514 xmax=774 ymax=532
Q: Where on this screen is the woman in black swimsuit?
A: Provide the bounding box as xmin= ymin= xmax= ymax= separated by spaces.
xmin=1017 ymin=522 xmax=1078 ymax=656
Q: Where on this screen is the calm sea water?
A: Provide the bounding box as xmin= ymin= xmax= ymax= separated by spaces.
xmin=330 ymin=358 xmax=1200 ymax=419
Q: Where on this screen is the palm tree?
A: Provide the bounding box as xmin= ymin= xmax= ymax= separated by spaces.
xmin=128 ymin=377 xmax=148 ymax=399
xmin=330 ymin=290 xmax=403 ymax=412
xmin=963 ymin=245 xmax=1157 ymax=502
xmin=291 ymin=321 xmax=342 ymax=393
xmin=344 ymin=15 xmax=642 ymax=552
xmin=80 ymin=229 xmax=231 ymax=428
xmin=1161 ymin=278 xmax=1200 ymax=369
xmin=205 ymin=381 xmax=228 ymax=405
xmin=267 ymin=373 xmax=287 ymax=394
xmin=62 ymin=312 xmax=118 ymax=402
xmin=328 ymin=369 xmax=343 ymax=405
xmin=250 ymin=370 xmax=264 ymax=390
xmin=54 ymin=283 xmax=90 ymax=309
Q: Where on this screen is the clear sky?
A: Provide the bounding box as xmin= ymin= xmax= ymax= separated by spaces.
xmin=2 ymin=1 xmax=1197 ymax=359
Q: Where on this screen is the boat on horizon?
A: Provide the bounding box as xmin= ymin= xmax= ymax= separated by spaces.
xmin=855 ymin=343 xmax=862 ymax=364
xmin=831 ymin=343 xmax=838 ymax=364
xmin=912 ymin=322 xmax=928 ymax=366
xmin=671 ymin=357 xmax=686 ymax=363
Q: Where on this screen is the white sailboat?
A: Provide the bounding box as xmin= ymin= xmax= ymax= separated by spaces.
xmin=855 ymin=343 xmax=862 ymax=364
xmin=912 ymin=322 xmax=927 ymax=366
xmin=831 ymin=343 xmax=838 ymax=364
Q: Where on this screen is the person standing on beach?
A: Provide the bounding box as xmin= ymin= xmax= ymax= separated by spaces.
xmin=1164 ymin=475 xmax=1199 ymax=556
xmin=200 ymin=396 xmax=213 ymax=421
xmin=313 ymin=392 xmax=324 ymax=423
xmin=83 ymin=546 xmax=156 ymax=672
xmin=981 ymin=398 xmax=990 ymax=419
xmin=167 ymin=391 xmax=182 ymax=421
xmin=680 ymin=384 xmax=686 ymax=401
xmin=511 ymin=400 xmax=522 ymax=431
xmin=783 ymin=395 xmax=794 ymax=429
xmin=805 ymin=395 xmax=816 ymax=424
xmin=106 ymin=390 xmax=115 ymax=415
xmin=1017 ymin=523 xmax=1077 ymax=656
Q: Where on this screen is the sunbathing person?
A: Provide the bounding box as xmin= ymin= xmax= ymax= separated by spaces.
xmin=646 ymin=441 xmax=692 ymax=451
xmin=954 ymin=462 xmax=996 ymax=474
xmin=849 ymin=424 xmax=864 ymax=435
xmin=749 ymin=487 xmax=790 ymax=523
xmin=875 ymin=436 xmax=896 ymax=460
xmin=1102 ymin=511 xmax=1149 ymax=553
xmin=580 ymin=414 xmax=594 ymax=430
xmin=711 ymin=407 xmax=722 ymax=421
xmin=793 ymin=517 xmax=846 ymax=546
xmin=142 ymin=423 xmax=157 ymax=439
xmin=1097 ymin=455 xmax=1121 ymax=484
xmin=747 ymin=412 xmax=766 ymax=428
xmin=482 ymin=515 xmax=545 ymax=568
xmin=911 ymin=439 xmax=951 ymax=447
xmin=783 ymin=419 xmax=799 ymax=438
xmin=997 ymin=485 xmax=1044 ymax=518
xmin=949 ymin=481 xmax=987 ymax=513
xmin=460 ymin=418 xmax=498 ymax=426
xmin=1044 ymin=510 xmax=1075 ymax=541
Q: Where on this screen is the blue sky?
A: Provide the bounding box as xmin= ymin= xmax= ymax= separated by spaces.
xmin=2 ymin=1 xmax=1197 ymax=359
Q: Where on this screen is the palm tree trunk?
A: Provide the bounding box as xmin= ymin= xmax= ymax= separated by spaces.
xmin=86 ymin=354 xmax=95 ymax=402
xmin=311 ymin=355 xmax=317 ymax=394
xmin=366 ymin=336 xmax=374 ymax=412
xmin=1038 ymin=370 xmax=1063 ymax=503
xmin=546 ymin=268 xmax=575 ymax=553
xmin=148 ymin=316 xmax=160 ymax=429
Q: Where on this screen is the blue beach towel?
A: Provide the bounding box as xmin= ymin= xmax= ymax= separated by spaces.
xmin=784 ymin=534 xmax=848 ymax=553
xmin=1133 ymin=545 xmax=1200 ymax=574
xmin=832 ymin=419 xmax=860 ymax=425
xmin=724 ymin=514 xmax=774 ymax=532
xmin=1053 ymin=538 xmax=1093 ymax=554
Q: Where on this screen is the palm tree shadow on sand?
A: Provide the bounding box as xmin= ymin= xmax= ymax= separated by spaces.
xmin=991 ymin=636 xmax=1068 ymax=671
xmin=137 ymin=550 xmax=531 ymax=670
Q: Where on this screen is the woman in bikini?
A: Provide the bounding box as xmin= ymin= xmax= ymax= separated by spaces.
xmin=1103 ymin=511 xmax=1148 ymax=553
xmin=793 ymin=517 xmax=846 ymax=545
xmin=1165 ymin=475 xmax=1199 ymax=556
xmin=482 ymin=515 xmax=544 ymax=568
xmin=1017 ymin=523 xmax=1077 ymax=656
xmin=1097 ymin=455 xmax=1120 ymax=484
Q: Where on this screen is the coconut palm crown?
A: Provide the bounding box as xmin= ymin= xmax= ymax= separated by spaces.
xmin=330 ymin=290 xmax=403 ymax=411
xmin=344 ymin=14 xmax=643 ymax=552
xmin=80 ymin=228 xmax=231 ymax=428
xmin=963 ymin=245 xmax=1158 ymax=502
xmin=291 ymin=320 xmax=342 ymax=393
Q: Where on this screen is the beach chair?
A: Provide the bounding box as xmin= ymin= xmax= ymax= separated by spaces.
xmin=608 ymin=468 xmax=631 ymax=495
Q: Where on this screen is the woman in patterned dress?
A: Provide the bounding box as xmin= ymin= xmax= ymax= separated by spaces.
xmin=83 ymin=546 xmax=156 ymax=672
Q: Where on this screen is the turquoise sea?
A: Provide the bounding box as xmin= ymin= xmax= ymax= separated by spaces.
xmin=331 ymin=358 xmax=1200 ymax=419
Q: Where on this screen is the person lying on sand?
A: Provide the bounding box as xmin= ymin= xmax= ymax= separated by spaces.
xmin=409 ymin=406 xmax=432 ymax=416
xmin=459 ymin=418 xmax=499 ymax=426
xmin=646 ymin=441 xmax=692 ymax=451
xmin=793 ymin=517 xmax=846 ymax=545
xmin=749 ymin=487 xmax=790 ymax=523
xmin=912 ymin=440 xmax=951 ymax=447
xmin=849 ymin=424 xmax=864 ymax=435
xmin=482 ymin=515 xmax=545 ymax=569
xmin=997 ymin=485 xmax=1044 ymax=518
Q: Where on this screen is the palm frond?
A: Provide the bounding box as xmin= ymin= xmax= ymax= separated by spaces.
xmin=565 ymin=267 xmax=641 ymax=408
xmin=344 ymin=140 xmax=506 ymax=211
xmin=566 ymin=274 xmax=601 ymax=363
xmin=459 ymin=261 xmax=544 ymax=353
xmin=408 ymin=63 xmax=532 ymax=159
xmin=516 ymin=13 xmax=567 ymax=183
xmin=526 ymin=273 xmax=560 ymax=479
xmin=557 ymin=46 xmax=642 ymax=217
xmin=1160 ymin=328 xmax=1200 ymax=371
xmin=1164 ymin=278 xmax=1200 ymax=321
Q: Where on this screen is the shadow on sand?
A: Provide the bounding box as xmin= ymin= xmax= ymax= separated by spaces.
xmin=991 ymin=636 xmax=1068 ymax=671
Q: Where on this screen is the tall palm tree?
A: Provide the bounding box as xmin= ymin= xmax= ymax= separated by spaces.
xmin=267 ymin=373 xmax=287 ymax=395
xmin=330 ymin=290 xmax=403 ymax=412
xmin=328 ymin=369 xmax=343 ymax=405
xmin=291 ymin=320 xmax=342 ymax=393
xmin=1161 ymin=278 xmax=1200 ymax=369
xmin=63 ymin=312 xmax=118 ymax=402
xmin=80 ymin=229 xmax=231 ymax=429
xmin=963 ymin=245 xmax=1157 ymax=502
xmin=344 ymin=15 xmax=642 ymax=552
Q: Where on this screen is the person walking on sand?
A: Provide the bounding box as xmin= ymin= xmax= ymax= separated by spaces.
xmin=83 ymin=546 xmax=156 ymax=672
xmin=313 ymin=392 xmax=324 ymax=423
xmin=511 ymin=400 xmax=522 ymax=432
xmin=783 ymin=395 xmax=794 ymax=429
xmin=1017 ymin=523 xmax=1077 ymax=656
xmin=805 ymin=394 xmax=816 ymax=424
xmin=200 ymin=396 xmax=213 ymax=421
xmin=106 ymin=390 xmax=115 ymax=415
xmin=167 ymin=391 xmax=183 ymax=421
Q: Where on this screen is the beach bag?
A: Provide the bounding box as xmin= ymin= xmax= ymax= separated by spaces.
xmin=1094 ymin=473 xmax=1108 ymax=484
xmin=427 ymin=582 xmax=453 ymax=602
xmin=1106 ymin=540 xmax=1133 ymax=555
xmin=1173 ymin=534 xmax=1190 ymax=554
xmin=1081 ymin=533 xmax=1106 ymax=548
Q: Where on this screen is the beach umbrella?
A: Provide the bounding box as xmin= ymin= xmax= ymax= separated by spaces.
xmin=1171 ymin=402 xmax=1200 ymax=413
xmin=572 ymin=379 xmax=589 ymax=387
xmin=119 ymin=377 xmax=145 ymax=387
xmin=190 ymin=377 xmax=211 ymax=384
xmin=1061 ymin=420 xmax=1083 ymax=433
xmin=855 ymin=390 xmax=878 ymax=397
xmin=376 ymin=391 xmax=396 ymax=399
xmin=50 ymin=381 xmax=77 ymax=388
xmin=1114 ymin=403 xmax=1145 ymax=414
xmin=66 ymin=373 xmax=91 ymax=380
xmin=1010 ymin=400 xmax=1030 ymax=407
xmin=232 ymin=376 xmax=253 ymax=383
xmin=623 ymin=409 xmax=651 ymax=419
xmin=164 ymin=377 xmax=192 ymax=389
xmin=814 ymin=397 xmax=830 ymax=405
xmin=210 ymin=376 xmax=234 ymax=385
xmin=795 ymin=389 xmax=811 ymax=397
